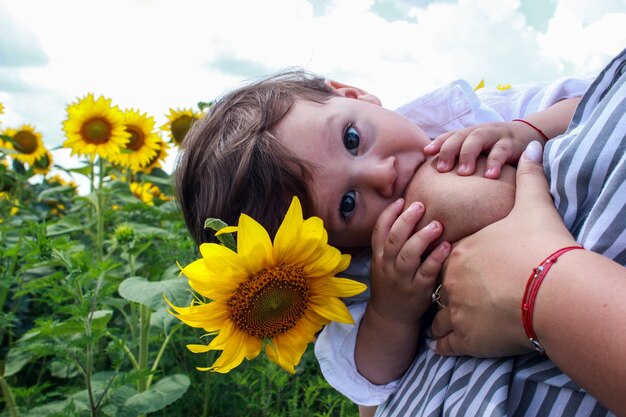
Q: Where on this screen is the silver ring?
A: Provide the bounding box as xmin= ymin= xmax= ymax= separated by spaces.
xmin=431 ymin=284 xmax=447 ymax=308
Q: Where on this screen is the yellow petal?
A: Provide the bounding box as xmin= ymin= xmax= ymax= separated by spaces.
xmin=302 ymin=246 xmax=343 ymax=277
xmin=187 ymin=344 xmax=212 ymax=353
xmin=309 ymin=295 xmax=355 ymax=324
xmin=273 ymin=197 xmax=303 ymax=263
xmin=210 ymin=328 xmax=249 ymax=373
xmin=215 ymin=225 xmax=237 ymax=236
xmin=237 ymin=214 xmax=273 ymax=272
xmin=309 ymin=277 xmax=367 ymax=298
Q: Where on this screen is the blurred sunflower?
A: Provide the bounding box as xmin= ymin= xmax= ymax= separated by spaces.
xmin=7 ymin=124 xmax=47 ymax=166
xmin=130 ymin=181 xmax=162 ymax=205
xmin=140 ymin=137 xmax=169 ymax=174
xmin=0 ymin=128 xmax=14 ymax=152
xmin=167 ymin=196 xmax=367 ymax=374
xmin=63 ymin=94 xmax=129 ymax=161
xmin=47 ymin=174 xmax=77 ymax=189
xmin=161 ymin=108 xmax=201 ymax=145
xmin=112 ymin=109 xmax=160 ymax=172
xmin=33 ymin=149 xmax=54 ymax=175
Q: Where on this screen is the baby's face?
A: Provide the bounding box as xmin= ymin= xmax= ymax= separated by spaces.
xmin=273 ymin=94 xmax=431 ymax=248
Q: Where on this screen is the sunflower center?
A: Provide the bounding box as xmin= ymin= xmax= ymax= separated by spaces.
xmin=81 ymin=118 xmax=111 ymax=144
xmin=125 ymin=127 xmax=145 ymax=151
xmin=171 ymin=115 xmax=194 ymax=144
xmin=13 ymin=131 xmax=38 ymax=154
xmin=228 ymin=264 xmax=310 ymax=339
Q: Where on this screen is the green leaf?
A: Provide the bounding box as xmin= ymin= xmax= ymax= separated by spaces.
xmin=3 ymin=347 xmax=35 ymax=377
xmin=118 ymin=277 xmax=190 ymax=311
xmin=204 ymin=218 xmax=236 ymax=251
xmin=66 ymin=164 xmax=93 ymax=178
xmin=122 ymin=374 xmax=190 ymax=415
xmin=45 ymin=215 xmax=85 ymax=236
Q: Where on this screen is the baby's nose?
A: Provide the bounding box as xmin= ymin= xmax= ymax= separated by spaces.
xmin=363 ymin=157 xmax=396 ymax=198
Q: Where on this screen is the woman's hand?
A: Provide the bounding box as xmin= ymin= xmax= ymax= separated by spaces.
xmin=430 ymin=141 xmax=577 ymax=357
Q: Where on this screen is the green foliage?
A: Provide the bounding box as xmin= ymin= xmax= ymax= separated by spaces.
xmin=0 ymin=158 xmax=358 ymax=417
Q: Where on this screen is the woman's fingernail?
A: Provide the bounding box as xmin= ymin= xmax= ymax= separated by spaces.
xmin=427 ymin=340 xmax=437 ymax=351
xmin=524 ymin=141 xmax=543 ymax=162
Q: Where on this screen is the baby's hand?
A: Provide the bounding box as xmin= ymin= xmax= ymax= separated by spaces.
xmin=369 ymin=199 xmax=451 ymax=325
xmin=423 ymin=121 xmax=544 ymax=178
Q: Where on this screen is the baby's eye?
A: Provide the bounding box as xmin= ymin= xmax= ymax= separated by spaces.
xmin=343 ymin=126 xmax=360 ymax=155
xmin=340 ymin=191 xmax=356 ymax=220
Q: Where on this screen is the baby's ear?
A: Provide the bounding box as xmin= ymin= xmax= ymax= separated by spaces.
xmin=325 ymin=80 xmax=382 ymax=106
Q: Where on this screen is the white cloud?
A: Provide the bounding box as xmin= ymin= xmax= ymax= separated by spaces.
xmin=1 ymin=0 xmax=625 ymax=187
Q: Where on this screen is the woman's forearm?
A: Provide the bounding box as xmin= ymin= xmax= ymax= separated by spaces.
xmin=533 ymin=249 xmax=626 ymax=415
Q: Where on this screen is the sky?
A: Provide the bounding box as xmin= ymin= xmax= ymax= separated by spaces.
xmin=1 ymin=0 xmax=626 ymax=190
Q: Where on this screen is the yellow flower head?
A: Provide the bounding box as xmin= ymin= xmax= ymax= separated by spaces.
xmin=33 ymin=149 xmax=54 ymax=175
xmin=140 ymin=137 xmax=169 ymax=174
xmin=1 ymin=128 xmax=14 ymax=152
xmin=63 ymin=93 xmax=130 ymax=161
xmin=167 ymin=196 xmax=367 ymax=374
xmin=112 ymin=109 xmax=161 ymax=172
xmin=161 ymin=108 xmax=201 ymax=145
xmin=6 ymin=124 xmax=47 ymax=166
xmin=47 ymin=174 xmax=77 ymax=189
xmin=130 ymin=181 xmax=161 ymax=205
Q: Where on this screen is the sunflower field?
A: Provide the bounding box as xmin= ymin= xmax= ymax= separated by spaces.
xmin=0 ymin=97 xmax=359 ymax=417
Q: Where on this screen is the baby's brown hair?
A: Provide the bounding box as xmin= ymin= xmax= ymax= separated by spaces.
xmin=175 ymin=68 xmax=337 ymax=245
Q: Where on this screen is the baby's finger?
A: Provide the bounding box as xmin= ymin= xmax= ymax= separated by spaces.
xmin=383 ymin=202 xmax=426 ymax=266
xmin=395 ymin=220 xmax=444 ymax=277
xmin=424 ymin=132 xmax=453 ymax=155
xmin=414 ymin=241 xmax=451 ymax=290
xmin=437 ymin=133 xmax=467 ymax=172
xmin=371 ymin=198 xmax=405 ymax=255
xmin=484 ymin=139 xmax=516 ymax=178
xmin=456 ymin=131 xmax=493 ymax=175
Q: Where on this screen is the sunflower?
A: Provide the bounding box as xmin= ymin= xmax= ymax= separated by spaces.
xmin=0 ymin=128 xmax=14 ymax=152
xmin=166 ymin=196 xmax=367 ymax=374
xmin=8 ymin=124 xmax=47 ymax=166
xmin=33 ymin=149 xmax=54 ymax=175
xmin=130 ymin=181 xmax=161 ymax=205
xmin=63 ymin=93 xmax=129 ymax=161
xmin=161 ymin=108 xmax=201 ymax=145
xmin=140 ymin=137 xmax=169 ymax=174
xmin=112 ymin=109 xmax=160 ymax=172
xmin=47 ymin=174 xmax=77 ymax=190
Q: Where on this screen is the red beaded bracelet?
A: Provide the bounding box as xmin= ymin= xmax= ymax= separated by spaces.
xmin=512 ymin=119 xmax=550 ymax=142
xmin=521 ymin=245 xmax=584 ymax=353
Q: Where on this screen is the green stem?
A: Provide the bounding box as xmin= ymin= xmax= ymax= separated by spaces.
xmin=107 ymin=332 xmax=140 ymax=370
xmin=95 ymin=157 xmax=105 ymax=262
xmin=0 ymin=375 xmax=19 ymax=417
xmin=137 ymin=304 xmax=151 ymax=393
xmin=146 ymin=325 xmax=180 ymax=389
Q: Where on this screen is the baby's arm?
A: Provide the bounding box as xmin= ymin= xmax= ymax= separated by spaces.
xmin=424 ymin=97 xmax=580 ymax=178
xmin=354 ymin=199 xmax=450 ymax=384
